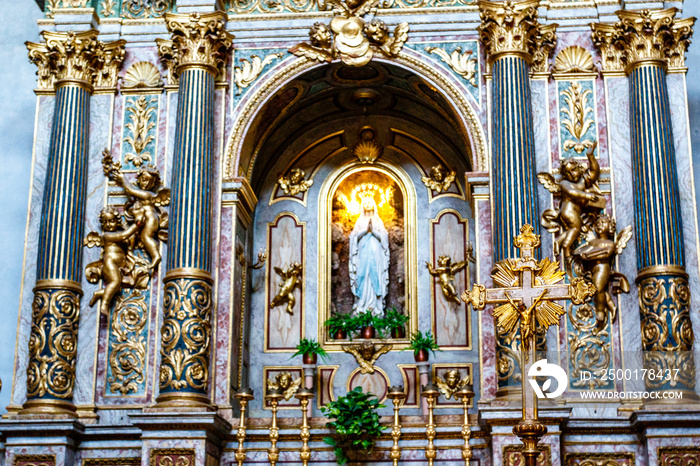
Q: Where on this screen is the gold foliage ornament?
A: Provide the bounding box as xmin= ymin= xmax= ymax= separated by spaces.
xmin=342 ymin=340 xmax=392 ymax=374
xmin=234 ymin=52 xmax=284 ymax=95
xmin=85 ymin=150 xmax=170 ymax=316
xmin=266 ymin=372 xmax=302 ymax=400
xmin=26 ymin=289 xmax=80 ymax=399
xmin=435 ymin=369 xmax=470 ymax=400
xmin=124 ymin=96 xmax=156 ymax=167
xmin=421 ymin=165 xmax=455 ymax=194
xmin=278 ymin=168 xmax=313 ymax=196
xmin=289 ymin=0 xmax=409 ymax=67
xmin=156 ymin=12 xmax=234 ymax=83
xmin=107 ymin=290 xmax=148 ymax=395
xmin=560 ymin=81 xmax=595 ymax=154
xmin=270 ymin=262 xmax=303 ymax=315
xmin=160 ymin=278 xmax=212 ymax=392
xmin=425 ymin=46 xmax=478 ymax=87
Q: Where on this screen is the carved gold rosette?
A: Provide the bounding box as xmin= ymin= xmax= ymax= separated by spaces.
xmin=157 ymin=277 xmax=213 ymax=405
xmin=26 ymin=30 xmax=126 ymax=93
xmin=156 ymin=12 xmax=234 ymax=83
xmin=24 ymin=287 xmax=80 ymax=414
xmin=478 ymin=0 xmax=557 ymax=72
xmin=591 ymin=9 xmax=695 ymax=75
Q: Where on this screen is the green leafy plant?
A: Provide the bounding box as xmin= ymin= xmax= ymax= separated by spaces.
xmin=293 ymin=338 xmax=329 ymax=361
xmin=351 ymin=310 xmax=385 ymax=338
xmin=324 ymin=313 xmax=357 ymax=338
xmin=322 ymin=386 xmax=387 ymax=465
xmin=381 ymin=307 xmax=409 ymax=331
xmin=406 ymin=330 xmax=440 ymax=357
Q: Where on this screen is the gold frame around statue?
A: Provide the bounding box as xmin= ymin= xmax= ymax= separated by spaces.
xmin=318 ymin=160 xmax=418 ymax=349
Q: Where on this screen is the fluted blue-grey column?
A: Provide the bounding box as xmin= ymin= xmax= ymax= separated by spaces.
xmin=479 ymin=0 xmax=556 ymax=396
xmin=593 ymin=8 xmax=696 ymax=399
xmin=155 ymin=12 xmax=233 ymax=408
xmin=22 ymin=30 xmax=125 ymax=416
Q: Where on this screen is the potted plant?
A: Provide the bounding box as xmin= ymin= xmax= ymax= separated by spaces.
xmin=407 ymin=330 xmax=440 ymax=362
xmin=382 ymin=307 xmax=409 ymax=339
xmin=293 ymin=338 xmax=328 ymax=364
xmin=322 ymin=386 xmax=387 ymax=465
xmin=352 ymin=310 xmax=380 ymax=339
xmin=324 ymin=313 xmax=355 ymax=340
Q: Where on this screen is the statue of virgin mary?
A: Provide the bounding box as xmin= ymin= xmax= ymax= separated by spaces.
xmin=349 ymin=197 xmax=390 ymax=315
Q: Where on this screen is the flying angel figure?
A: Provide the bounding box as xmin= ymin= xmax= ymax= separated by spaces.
xmin=270 ymin=262 xmax=303 ymax=315
xmin=426 ymin=255 xmax=468 ymax=303
xmin=573 ymin=214 xmax=632 ymax=331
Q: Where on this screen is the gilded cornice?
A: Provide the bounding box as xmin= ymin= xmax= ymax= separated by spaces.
xmin=26 ymin=30 xmax=126 ymax=94
xmin=478 ymin=0 xmax=558 ymax=70
xmin=591 ymin=8 xmax=695 ymax=75
xmin=156 ymin=12 xmax=234 ymax=84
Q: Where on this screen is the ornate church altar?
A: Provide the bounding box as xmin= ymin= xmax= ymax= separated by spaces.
xmin=2 ymin=0 xmax=700 ymax=464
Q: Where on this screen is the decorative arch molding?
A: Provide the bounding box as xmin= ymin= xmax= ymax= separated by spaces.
xmin=222 ymin=48 xmax=489 ymax=183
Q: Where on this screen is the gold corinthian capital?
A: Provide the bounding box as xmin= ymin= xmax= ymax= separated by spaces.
xmin=478 ymin=0 xmax=557 ymax=72
xmin=156 ymin=11 xmax=234 ymax=82
xmin=26 ymin=30 xmax=126 ymax=94
xmin=591 ymin=8 xmax=695 ymax=75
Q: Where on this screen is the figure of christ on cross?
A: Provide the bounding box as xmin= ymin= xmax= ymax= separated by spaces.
xmin=461 ymin=224 xmax=595 ymax=466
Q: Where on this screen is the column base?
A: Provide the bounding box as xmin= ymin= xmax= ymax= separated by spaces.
xmin=152 ymin=392 xmax=215 ymax=411
xmin=18 ymin=399 xmax=77 ymax=418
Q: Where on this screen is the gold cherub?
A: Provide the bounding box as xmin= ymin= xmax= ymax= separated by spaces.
xmin=435 ymin=369 xmax=470 ymax=400
xmin=278 ymin=168 xmax=313 ymax=196
xmin=267 ymin=372 xmax=302 ymax=401
xmin=342 ymin=341 xmax=392 ymax=374
xmin=572 ymin=214 xmax=632 ymax=331
xmin=537 ymin=142 xmax=604 ymax=273
xmin=426 ymin=255 xmax=468 ymax=303
xmin=270 ymin=262 xmax=303 ymax=315
xmin=422 ymin=165 xmax=456 ymax=193
xmin=84 ymin=207 xmax=146 ymax=316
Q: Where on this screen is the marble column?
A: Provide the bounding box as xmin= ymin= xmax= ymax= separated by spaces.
xmin=478 ymin=0 xmax=556 ymax=396
xmin=593 ymin=8 xmax=697 ymax=399
xmin=155 ymin=12 xmax=233 ymax=409
xmin=20 ymin=30 xmax=125 ymax=417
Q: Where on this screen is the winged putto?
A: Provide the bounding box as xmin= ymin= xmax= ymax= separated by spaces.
xmin=84 ymin=150 xmax=170 ymax=316
xmin=289 ymin=0 xmax=409 ymax=67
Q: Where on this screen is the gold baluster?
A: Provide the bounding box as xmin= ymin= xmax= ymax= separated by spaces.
xmin=456 ymin=386 xmax=475 ymax=465
xmin=295 ymin=387 xmax=315 ymax=466
xmin=387 ymin=385 xmax=405 ymax=466
xmin=266 ymin=387 xmax=283 ymax=466
xmin=421 ymin=383 xmax=440 ymax=466
xmin=234 ymin=387 xmax=254 ymax=466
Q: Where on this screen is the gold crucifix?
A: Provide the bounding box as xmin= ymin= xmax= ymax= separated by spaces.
xmin=461 ymin=224 xmax=595 ymax=354
xmin=460 ymin=224 xmax=595 ymax=466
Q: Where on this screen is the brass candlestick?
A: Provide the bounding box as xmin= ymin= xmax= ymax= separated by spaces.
xmin=266 ymin=387 xmax=284 ymax=466
xmin=421 ymin=383 xmax=440 ymax=466
xmin=295 ymin=387 xmax=315 ymax=466
xmin=234 ymin=387 xmax=254 ymax=466
xmin=387 ymin=385 xmax=406 ymax=466
xmin=456 ymin=386 xmax=475 ymax=465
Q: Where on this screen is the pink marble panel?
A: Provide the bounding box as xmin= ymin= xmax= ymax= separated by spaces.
xmin=430 ymin=210 xmax=470 ymax=348
xmin=266 ymin=214 xmax=304 ymax=351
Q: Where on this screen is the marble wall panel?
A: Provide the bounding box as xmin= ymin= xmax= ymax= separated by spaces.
xmin=265 ymin=213 xmax=305 ymax=351
xmin=398 ymin=364 xmax=420 ymax=408
xmin=430 ymin=209 xmax=470 ymax=349
xmin=11 ymin=95 xmax=54 ymax=408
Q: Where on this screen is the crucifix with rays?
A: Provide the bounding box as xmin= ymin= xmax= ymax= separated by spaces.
xmin=461 ymin=224 xmax=595 ymax=466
